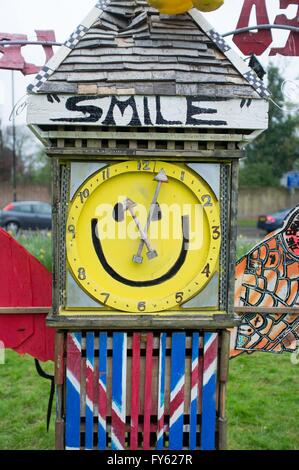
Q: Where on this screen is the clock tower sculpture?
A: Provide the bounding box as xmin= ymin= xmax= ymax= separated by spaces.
xmin=27 ymin=1 xmax=268 ymax=450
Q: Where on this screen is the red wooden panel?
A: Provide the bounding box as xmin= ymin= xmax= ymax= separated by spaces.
xmin=0 ymin=228 xmax=54 ymax=361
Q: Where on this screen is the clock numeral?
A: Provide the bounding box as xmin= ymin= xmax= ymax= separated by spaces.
xmin=78 ymin=267 xmax=86 ymax=281
xmin=137 ymin=160 xmax=150 ymax=171
xmin=201 ymin=194 xmax=213 ymax=207
xmin=68 ymin=224 xmax=76 ymax=239
xmin=78 ymin=188 xmax=90 ymax=204
xmin=100 ymin=292 xmax=110 ymax=305
xmin=212 ymin=226 xmax=221 ymax=240
xmin=202 ymin=263 xmax=211 ymax=278
xmin=102 ymin=168 xmax=110 ymax=180
xmin=175 ymin=292 xmax=184 ymax=303
xmin=180 ymin=171 xmax=185 ymax=182
xmin=137 ymin=301 xmax=146 ymax=311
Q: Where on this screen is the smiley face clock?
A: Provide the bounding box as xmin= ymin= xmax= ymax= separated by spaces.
xmin=61 ymin=159 xmax=223 ymax=322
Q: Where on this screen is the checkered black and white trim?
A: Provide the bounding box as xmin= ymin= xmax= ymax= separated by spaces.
xmin=208 ymin=29 xmax=231 ymax=53
xmin=244 ymin=71 xmax=270 ymax=99
xmin=64 ymin=24 xmax=88 ymax=49
xmin=95 ymin=0 xmax=111 ymax=9
xmin=27 ymin=66 xmax=54 ymax=93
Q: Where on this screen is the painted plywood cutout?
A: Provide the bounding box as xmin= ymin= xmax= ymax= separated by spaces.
xmin=0 ymin=31 xmax=55 ymax=75
xmin=233 ymin=0 xmax=299 ymax=57
xmin=0 ymin=228 xmax=54 ymax=362
xmin=231 ymin=205 xmax=299 ymax=357
xmin=65 ymin=332 xmax=220 ymax=450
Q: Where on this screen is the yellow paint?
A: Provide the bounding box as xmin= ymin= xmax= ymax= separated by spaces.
xmin=147 ymin=0 xmax=193 ymax=14
xmin=146 ymin=0 xmax=224 ymax=14
xmin=193 ymin=0 xmax=224 ymax=12
xmin=66 ymin=161 xmax=221 ymax=314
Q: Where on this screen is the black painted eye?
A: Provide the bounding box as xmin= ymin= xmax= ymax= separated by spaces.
xmin=113 ymin=203 xmax=124 ymax=222
xmin=152 ymin=202 xmax=162 ymax=221
xmin=113 ymin=201 xmax=162 ymax=222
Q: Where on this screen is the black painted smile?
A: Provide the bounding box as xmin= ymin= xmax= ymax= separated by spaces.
xmin=91 ymin=216 xmax=190 ymax=287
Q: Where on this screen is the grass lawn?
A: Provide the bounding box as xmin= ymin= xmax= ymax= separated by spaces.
xmin=15 ymin=231 xmax=52 ymax=272
xmin=0 ymin=232 xmax=297 ymax=450
xmin=237 ymin=219 xmax=257 ymax=228
xmin=1 ymin=349 xmax=298 ymax=450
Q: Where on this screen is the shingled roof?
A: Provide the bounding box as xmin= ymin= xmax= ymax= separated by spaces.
xmin=28 ymin=0 xmax=269 ymax=100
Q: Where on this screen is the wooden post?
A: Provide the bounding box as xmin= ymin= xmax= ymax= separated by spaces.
xmin=55 ymin=331 xmax=65 ymax=450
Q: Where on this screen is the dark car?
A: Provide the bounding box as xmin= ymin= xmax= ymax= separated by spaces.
xmin=257 ymin=208 xmax=292 ymax=234
xmin=0 ymin=201 xmax=52 ymax=232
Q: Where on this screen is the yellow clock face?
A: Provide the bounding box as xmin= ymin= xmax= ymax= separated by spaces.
xmin=66 ymin=161 xmax=221 ymax=313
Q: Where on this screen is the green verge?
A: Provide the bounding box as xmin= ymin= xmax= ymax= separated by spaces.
xmin=0 ymin=349 xmax=298 ymax=449
xmin=0 ymin=233 xmax=296 ymax=450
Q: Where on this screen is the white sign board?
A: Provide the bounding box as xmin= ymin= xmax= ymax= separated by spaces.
xmin=27 ymin=94 xmax=268 ymax=130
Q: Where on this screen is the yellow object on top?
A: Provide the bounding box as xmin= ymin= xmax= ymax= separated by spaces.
xmin=147 ymin=0 xmax=193 ymax=15
xmin=147 ymin=0 xmax=224 ymax=15
xmin=193 ymin=0 xmax=224 ymax=12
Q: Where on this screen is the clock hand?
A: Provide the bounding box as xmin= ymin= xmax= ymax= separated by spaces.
xmin=123 ymin=198 xmax=158 ymax=262
xmin=133 ymin=169 xmax=168 ymax=264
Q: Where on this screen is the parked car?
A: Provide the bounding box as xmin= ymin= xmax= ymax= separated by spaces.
xmin=0 ymin=201 xmax=52 ymax=232
xmin=257 ymin=208 xmax=292 ymax=234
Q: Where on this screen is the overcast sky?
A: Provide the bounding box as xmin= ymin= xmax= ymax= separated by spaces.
xmin=0 ymin=0 xmax=298 ymax=125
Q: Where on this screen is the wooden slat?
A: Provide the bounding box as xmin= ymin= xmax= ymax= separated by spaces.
xmin=85 ymin=332 xmax=95 ymax=450
xmin=0 ymin=307 xmax=50 ymax=314
xmin=57 ymin=62 xmax=237 ymax=74
xmin=98 ymin=332 xmax=107 ymax=450
xmin=49 ymin=71 xmax=245 ymax=84
xmin=44 ymin=130 xmax=244 ymax=142
xmin=66 ymin=333 xmax=81 ymax=450
xmin=130 ymin=333 xmax=140 ymax=450
xmin=48 ymin=313 xmax=238 ymax=330
xmin=111 ymin=333 xmax=127 ymax=450
xmin=235 ymin=307 xmax=299 ymax=315
xmin=201 ymin=333 xmax=218 ymax=450
xmin=143 ymin=333 xmax=153 ymax=450
xmin=55 ymin=332 xmax=65 ymax=450
xmin=55 ymin=332 xmax=65 ymax=385
xmin=156 ymin=332 xmax=166 ymax=450
xmin=189 ymin=332 xmax=199 ymax=450
xmin=169 ymin=333 xmax=186 ymax=450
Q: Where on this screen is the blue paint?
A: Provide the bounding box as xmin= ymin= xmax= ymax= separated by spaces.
xmin=66 ymin=333 xmax=81 ymax=450
xmin=98 ymin=332 xmax=107 ymax=450
xmin=85 ymin=332 xmax=94 ymax=450
xmin=156 ymin=332 xmax=166 ymax=450
xmin=201 ymin=332 xmax=217 ymax=451
xmin=169 ymin=332 xmax=186 ymax=450
xmin=111 ymin=332 xmax=127 ymax=450
xmin=189 ymin=332 xmax=199 ymax=450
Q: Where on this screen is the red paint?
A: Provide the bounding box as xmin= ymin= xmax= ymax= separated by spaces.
xmin=0 ymin=30 xmax=55 ymax=75
xmin=0 ymin=228 xmax=54 ymax=361
xmin=270 ymin=0 xmax=299 ymax=56
xmin=234 ymin=0 xmax=299 ymax=56
xmin=198 ymin=347 xmax=204 ymax=414
xmin=130 ymin=333 xmax=140 ymax=449
xmin=233 ymin=0 xmax=273 ymax=55
xmin=143 ymin=333 xmax=153 ymax=450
